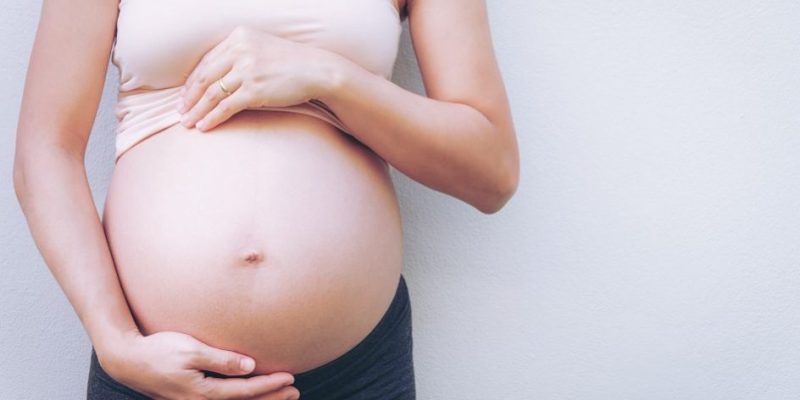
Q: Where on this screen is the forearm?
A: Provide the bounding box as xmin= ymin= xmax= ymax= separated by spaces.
xmin=317 ymin=58 xmax=518 ymax=214
xmin=13 ymin=146 xmax=140 ymax=357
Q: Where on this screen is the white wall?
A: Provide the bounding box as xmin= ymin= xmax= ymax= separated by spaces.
xmin=3 ymin=1 xmax=800 ymax=399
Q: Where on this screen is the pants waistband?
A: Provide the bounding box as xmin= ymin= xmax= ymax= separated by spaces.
xmin=292 ymin=273 xmax=411 ymax=385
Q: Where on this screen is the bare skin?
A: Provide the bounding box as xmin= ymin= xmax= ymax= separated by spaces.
xmin=13 ymin=0 xmax=518 ymax=399
xmin=181 ymin=0 xmax=519 ymax=213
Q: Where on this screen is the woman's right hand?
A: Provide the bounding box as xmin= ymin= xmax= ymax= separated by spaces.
xmin=98 ymin=330 xmax=300 ymax=400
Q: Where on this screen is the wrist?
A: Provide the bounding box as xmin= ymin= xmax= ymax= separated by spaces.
xmin=314 ymin=52 xmax=356 ymax=104
xmin=94 ymin=328 xmax=142 ymax=371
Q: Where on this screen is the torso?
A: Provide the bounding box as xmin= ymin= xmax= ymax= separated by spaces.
xmin=103 ymin=0 xmax=407 ymax=375
xmin=103 ymin=109 xmax=405 ymax=375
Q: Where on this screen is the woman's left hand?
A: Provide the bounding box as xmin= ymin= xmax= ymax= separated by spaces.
xmin=178 ymin=25 xmax=343 ymax=131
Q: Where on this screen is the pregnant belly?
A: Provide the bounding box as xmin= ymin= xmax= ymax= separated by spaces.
xmin=101 ymin=109 xmax=404 ymax=375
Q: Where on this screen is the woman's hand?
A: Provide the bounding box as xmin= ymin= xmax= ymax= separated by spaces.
xmin=99 ymin=330 xmax=300 ymax=400
xmin=178 ymin=25 xmax=344 ymax=132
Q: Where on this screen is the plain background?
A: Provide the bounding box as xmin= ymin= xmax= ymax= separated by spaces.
xmin=2 ymin=1 xmax=800 ymax=399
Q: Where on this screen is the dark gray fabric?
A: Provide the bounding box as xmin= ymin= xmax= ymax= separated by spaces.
xmin=86 ymin=350 xmax=149 ymax=399
xmin=86 ymin=274 xmax=416 ymax=400
xmin=289 ymin=274 xmax=416 ymax=400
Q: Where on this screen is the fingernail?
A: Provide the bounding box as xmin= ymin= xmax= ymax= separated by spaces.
xmin=240 ymin=358 xmax=255 ymax=371
xmin=181 ymin=114 xmax=191 ymax=127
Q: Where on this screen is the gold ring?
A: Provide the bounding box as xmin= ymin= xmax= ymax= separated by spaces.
xmin=218 ymin=78 xmax=232 ymax=96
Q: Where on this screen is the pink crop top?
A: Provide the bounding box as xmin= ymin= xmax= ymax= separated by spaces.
xmin=111 ymin=0 xmax=403 ymax=162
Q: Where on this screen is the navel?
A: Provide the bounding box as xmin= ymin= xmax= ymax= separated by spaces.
xmin=240 ymin=248 xmax=265 ymax=265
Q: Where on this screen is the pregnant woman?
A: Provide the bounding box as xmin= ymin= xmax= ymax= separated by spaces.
xmin=13 ymin=0 xmax=519 ymax=399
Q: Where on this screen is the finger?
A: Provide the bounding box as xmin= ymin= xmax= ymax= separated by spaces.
xmin=180 ymin=57 xmax=234 ymax=115
xmin=250 ymin=384 xmax=301 ymax=400
xmin=184 ymin=34 xmax=235 ymax=90
xmin=182 ymin=70 xmax=241 ymax=129
xmin=196 ymin=86 xmax=252 ymax=131
xmin=185 ymin=343 xmax=257 ymax=376
xmin=184 ymin=25 xmax=251 ymax=89
xmin=201 ymin=374 xmax=295 ymax=400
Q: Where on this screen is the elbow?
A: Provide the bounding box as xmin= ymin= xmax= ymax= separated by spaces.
xmin=474 ymin=156 xmax=520 ymax=215
xmin=13 ymin=155 xmax=29 ymax=204
xmin=13 ymin=134 xmax=38 ymax=203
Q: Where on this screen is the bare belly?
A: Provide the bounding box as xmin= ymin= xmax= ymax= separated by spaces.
xmin=101 ymin=109 xmax=404 ymax=375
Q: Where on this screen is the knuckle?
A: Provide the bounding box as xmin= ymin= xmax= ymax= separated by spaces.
xmin=179 ymin=344 xmax=204 ymax=363
xmin=232 ymin=42 xmax=249 ymax=55
xmin=204 ymin=88 xmax=218 ymax=101
xmin=231 ymin=26 xmax=252 ymax=42
xmin=196 ymin=379 xmax=216 ymax=398
xmin=239 ymin=88 xmax=255 ymax=102
xmin=178 ymin=341 xmax=200 ymax=355
xmin=239 ymin=56 xmax=255 ymax=68
xmin=240 ymin=79 xmax=254 ymax=93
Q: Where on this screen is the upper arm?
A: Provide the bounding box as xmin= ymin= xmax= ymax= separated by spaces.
xmin=405 ymin=0 xmax=516 ymax=134
xmin=15 ymin=0 xmax=118 ymax=160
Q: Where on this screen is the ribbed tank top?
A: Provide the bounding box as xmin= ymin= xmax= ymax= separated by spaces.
xmin=111 ymin=0 xmax=403 ymax=162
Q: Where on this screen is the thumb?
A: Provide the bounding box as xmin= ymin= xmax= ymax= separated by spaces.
xmin=187 ymin=344 xmax=256 ymax=376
